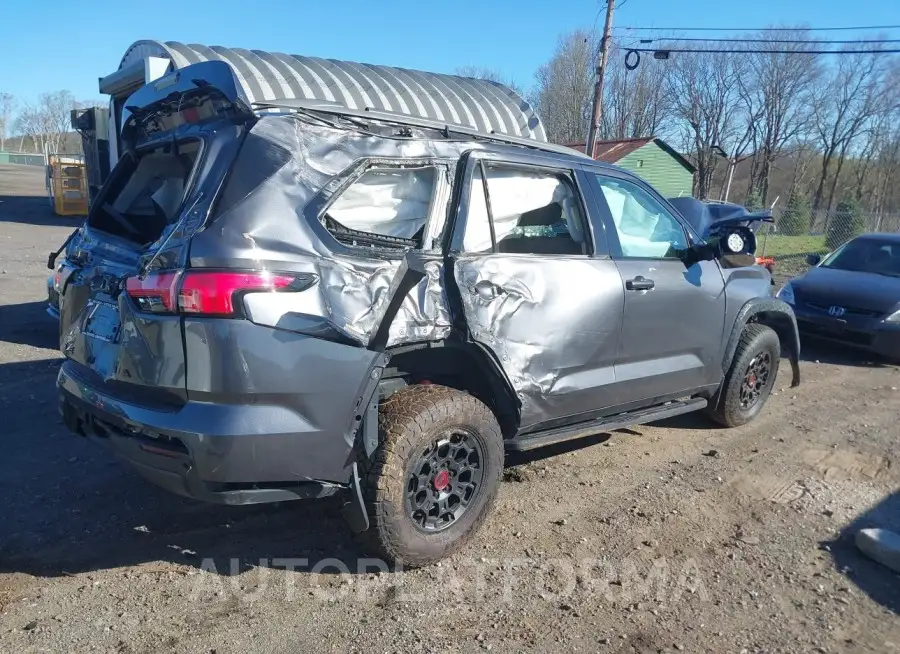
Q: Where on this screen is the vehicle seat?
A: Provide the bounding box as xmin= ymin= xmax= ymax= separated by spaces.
xmin=497 ymin=203 xmax=582 ymax=255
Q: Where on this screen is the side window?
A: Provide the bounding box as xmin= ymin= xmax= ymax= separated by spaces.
xmin=324 ymin=166 xmax=438 ymax=248
xmin=594 ymin=175 xmax=687 ymax=259
xmin=462 ymin=163 xmax=589 ymax=256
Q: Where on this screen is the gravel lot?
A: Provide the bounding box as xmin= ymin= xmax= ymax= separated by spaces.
xmin=1 ymin=163 xmax=899 ymax=653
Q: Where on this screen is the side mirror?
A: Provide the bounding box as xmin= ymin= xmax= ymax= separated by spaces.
xmin=806 ymin=253 xmax=821 ymax=266
xmin=680 ymin=225 xmax=757 ymax=268
xmin=718 ymin=225 xmax=757 ymax=256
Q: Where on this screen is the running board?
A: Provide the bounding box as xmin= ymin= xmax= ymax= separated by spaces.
xmin=506 ymin=398 xmax=708 ymax=452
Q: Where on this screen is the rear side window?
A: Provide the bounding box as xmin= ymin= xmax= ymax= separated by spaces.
xmin=462 ymin=164 xmax=588 ymax=256
xmin=324 ymin=166 xmax=438 ymax=249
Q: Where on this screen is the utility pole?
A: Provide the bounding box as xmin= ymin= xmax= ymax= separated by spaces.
xmin=586 ymin=0 xmax=616 ymax=159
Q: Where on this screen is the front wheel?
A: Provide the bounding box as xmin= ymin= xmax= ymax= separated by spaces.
xmin=707 ymin=323 xmax=781 ymax=427
xmin=359 ymin=384 xmax=504 ymax=567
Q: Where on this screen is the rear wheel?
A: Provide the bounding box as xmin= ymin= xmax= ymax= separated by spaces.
xmin=707 ymin=323 xmax=780 ymax=427
xmin=359 ymin=384 xmax=504 ymax=567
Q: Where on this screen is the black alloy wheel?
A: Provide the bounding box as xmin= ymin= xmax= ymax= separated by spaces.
xmin=706 ymin=323 xmax=781 ymax=427
xmin=359 ymin=384 xmax=504 ymax=567
xmin=739 ymin=351 xmax=772 ymax=410
xmin=404 ymin=429 xmax=485 ymax=532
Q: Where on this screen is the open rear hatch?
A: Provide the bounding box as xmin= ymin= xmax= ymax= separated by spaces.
xmin=56 ymin=61 xmax=254 ymax=408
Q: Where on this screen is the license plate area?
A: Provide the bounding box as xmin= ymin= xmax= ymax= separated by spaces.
xmin=82 ymin=300 xmax=121 ymax=343
xmin=815 ymin=317 xmax=847 ymax=335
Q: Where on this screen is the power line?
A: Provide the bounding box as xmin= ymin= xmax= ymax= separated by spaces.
xmin=615 ymin=24 xmax=900 ymax=32
xmin=628 ymin=46 xmax=900 ymax=55
xmin=638 ymin=37 xmax=900 ymax=45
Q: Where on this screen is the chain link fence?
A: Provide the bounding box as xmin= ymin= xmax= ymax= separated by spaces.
xmin=758 ymin=205 xmax=900 ymax=285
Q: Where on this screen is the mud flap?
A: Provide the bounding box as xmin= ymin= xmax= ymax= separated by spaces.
xmin=340 ymin=463 xmax=369 ymax=533
xmin=788 ymin=352 xmax=801 ymax=388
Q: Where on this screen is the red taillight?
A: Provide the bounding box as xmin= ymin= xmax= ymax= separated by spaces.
xmin=125 ymin=272 xmax=181 ymax=313
xmin=126 ymin=270 xmax=312 ymax=316
xmin=178 ymin=271 xmax=296 ymax=315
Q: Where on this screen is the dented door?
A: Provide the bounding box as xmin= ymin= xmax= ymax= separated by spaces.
xmin=447 ymin=152 xmax=625 ymax=432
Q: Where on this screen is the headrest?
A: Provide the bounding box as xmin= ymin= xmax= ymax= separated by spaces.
xmin=517 ymin=202 xmax=562 ymax=227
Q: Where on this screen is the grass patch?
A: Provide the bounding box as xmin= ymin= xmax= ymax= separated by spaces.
xmin=758 ymin=234 xmax=827 ymax=257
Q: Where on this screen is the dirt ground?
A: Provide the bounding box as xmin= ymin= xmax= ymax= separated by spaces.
xmin=1 ymin=163 xmax=899 ymax=654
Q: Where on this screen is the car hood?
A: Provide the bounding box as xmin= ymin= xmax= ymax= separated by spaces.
xmin=793 ymin=266 xmax=900 ymax=313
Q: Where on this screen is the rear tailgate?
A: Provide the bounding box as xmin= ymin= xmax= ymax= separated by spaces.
xmin=57 ymin=60 xmax=254 ymax=409
xmin=59 ymin=229 xmax=188 ymax=409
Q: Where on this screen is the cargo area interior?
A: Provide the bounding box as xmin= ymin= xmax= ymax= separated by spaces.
xmin=88 ymin=140 xmax=201 ymax=246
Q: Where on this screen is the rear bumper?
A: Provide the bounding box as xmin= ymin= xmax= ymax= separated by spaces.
xmin=57 ymin=361 xmax=352 ymax=505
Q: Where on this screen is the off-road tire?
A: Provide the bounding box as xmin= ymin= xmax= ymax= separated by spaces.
xmin=707 ymin=323 xmax=780 ymax=427
xmin=358 ymin=384 xmax=504 ymax=568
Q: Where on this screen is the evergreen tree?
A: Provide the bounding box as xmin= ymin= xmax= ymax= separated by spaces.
xmin=826 ymin=199 xmax=866 ymax=250
xmin=778 ymin=192 xmax=810 ymax=237
xmin=744 ymin=189 xmax=762 ymax=213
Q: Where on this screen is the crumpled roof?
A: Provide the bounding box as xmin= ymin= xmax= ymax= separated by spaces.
xmin=118 ymin=40 xmax=546 ymax=141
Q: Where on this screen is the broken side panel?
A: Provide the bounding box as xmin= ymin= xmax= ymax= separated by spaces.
xmin=190 ymin=116 xmax=461 ymax=347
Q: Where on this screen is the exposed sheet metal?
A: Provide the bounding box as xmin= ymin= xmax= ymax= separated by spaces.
xmin=386 ymin=259 xmax=452 ymax=346
xmin=188 ymin=115 xmax=483 ymax=348
xmin=115 ymin=40 xmax=546 ymax=140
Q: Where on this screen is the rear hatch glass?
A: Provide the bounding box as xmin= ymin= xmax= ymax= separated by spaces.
xmin=89 ymin=140 xmax=201 ymax=246
xmin=59 ymin=139 xmax=204 ymax=408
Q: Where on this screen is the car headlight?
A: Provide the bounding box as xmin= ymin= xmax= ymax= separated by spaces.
xmin=776 ymin=282 xmax=795 ymax=305
xmin=886 ymin=310 xmax=900 ymax=323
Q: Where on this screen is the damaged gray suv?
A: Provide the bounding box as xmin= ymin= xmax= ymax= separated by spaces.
xmin=54 ymin=61 xmax=800 ymax=566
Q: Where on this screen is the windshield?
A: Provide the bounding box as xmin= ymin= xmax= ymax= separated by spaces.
xmin=820 ymin=238 xmax=900 ymax=276
xmin=89 ymin=140 xmax=201 ymax=245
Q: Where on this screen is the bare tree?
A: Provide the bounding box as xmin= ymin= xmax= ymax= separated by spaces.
xmin=13 ymin=104 xmax=46 ymax=154
xmin=811 ymin=48 xmax=889 ymax=211
xmin=454 ymin=66 xmax=525 ymax=97
xmin=0 ymin=92 xmax=15 ymax=152
xmin=787 ymin=139 xmax=819 ymax=196
xmin=532 ymin=29 xmax=598 ymax=144
xmin=666 ymin=44 xmax=748 ymax=199
xmin=39 ymin=90 xmax=77 ymax=154
xmin=869 ymin=101 xmax=900 ymax=223
xmin=600 ymin=44 xmax=672 ymax=139
xmin=741 ymin=29 xmax=821 ymax=202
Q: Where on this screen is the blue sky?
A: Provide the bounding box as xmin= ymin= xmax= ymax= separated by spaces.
xmin=1 ymin=0 xmax=897 ymax=105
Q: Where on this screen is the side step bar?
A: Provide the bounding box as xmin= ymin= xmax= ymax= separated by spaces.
xmin=506 ymin=397 xmax=708 ymax=452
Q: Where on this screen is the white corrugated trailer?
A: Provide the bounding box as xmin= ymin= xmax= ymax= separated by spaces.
xmin=97 ymin=40 xmax=546 ymax=181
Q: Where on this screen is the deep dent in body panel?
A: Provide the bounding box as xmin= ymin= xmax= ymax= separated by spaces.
xmin=455 ymin=256 xmax=623 ymax=425
xmin=193 ymin=116 xmax=481 ymax=346
xmin=386 ymin=261 xmax=452 ymax=345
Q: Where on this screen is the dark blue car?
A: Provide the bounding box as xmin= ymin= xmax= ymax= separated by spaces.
xmin=776 ymin=233 xmax=900 ymax=361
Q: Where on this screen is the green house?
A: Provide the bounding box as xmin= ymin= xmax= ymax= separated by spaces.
xmin=567 ymin=137 xmax=696 ymax=199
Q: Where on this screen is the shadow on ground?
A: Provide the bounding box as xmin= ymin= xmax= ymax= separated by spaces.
xmin=505 ymin=432 xmax=612 ymax=467
xmin=1 ymin=344 xmax=833 ymax=581
xmin=0 ymin=301 xmax=59 ymax=349
xmin=0 ymin=195 xmax=84 ymax=228
xmin=800 ymin=338 xmax=898 ymax=369
xmin=0 ymin=353 xmax=369 ymax=578
xmin=823 ymin=491 xmax=900 ymax=615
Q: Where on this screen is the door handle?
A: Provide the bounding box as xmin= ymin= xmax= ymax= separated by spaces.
xmin=626 ymin=276 xmax=655 ymax=291
xmin=473 ymin=280 xmax=506 ymax=300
